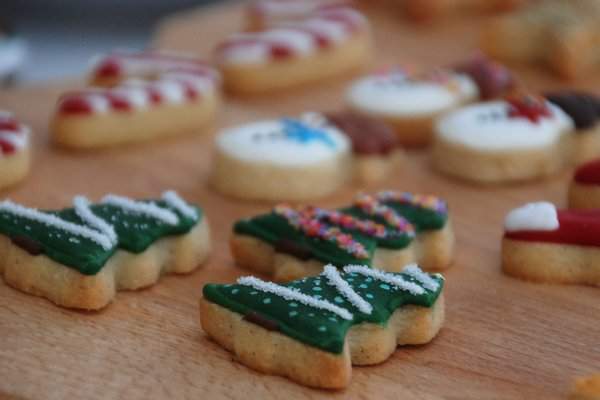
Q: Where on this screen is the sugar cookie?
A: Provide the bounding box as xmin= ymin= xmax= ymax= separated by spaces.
xmin=216 ymin=7 xmax=371 ymax=94
xmin=502 ymin=202 xmax=600 ymax=286
xmin=432 ymin=94 xmax=574 ymax=184
xmin=0 ymin=111 xmax=30 ymax=189
xmin=52 ymin=50 xmax=220 ymax=149
xmin=211 ymin=115 xmax=351 ymax=201
xmin=568 ymin=159 xmax=600 ymax=210
xmin=245 ymin=0 xmax=353 ymax=30
xmin=200 ymin=263 xmax=445 ymax=389
xmin=0 ymin=191 xmax=210 ymax=309
xmin=231 ymin=191 xmax=453 ymax=281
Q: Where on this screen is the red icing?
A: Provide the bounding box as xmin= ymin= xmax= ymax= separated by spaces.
xmin=0 ymin=119 xmax=18 ymax=131
xmin=507 ymin=94 xmax=552 ymax=124
xmin=0 ymin=139 xmax=16 ymax=154
xmin=504 ymin=209 xmax=600 ymax=247
xmin=58 ymin=96 xmax=93 ymax=114
xmin=574 ymin=159 xmax=600 ymax=185
xmin=94 ymin=58 xmax=122 ymax=78
xmin=106 ymin=94 xmax=131 ymax=111
xmin=269 ymin=43 xmax=294 ymax=59
xmin=147 ymin=87 xmax=163 ymax=104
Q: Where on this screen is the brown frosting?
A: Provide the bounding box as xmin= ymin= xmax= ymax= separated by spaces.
xmin=243 ymin=311 xmax=280 ymax=331
xmin=325 ymin=112 xmax=399 ymax=155
xmin=11 ymin=236 xmax=44 ymax=256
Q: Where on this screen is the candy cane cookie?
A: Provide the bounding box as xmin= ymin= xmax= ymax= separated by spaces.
xmin=245 ymin=0 xmax=353 ymax=30
xmin=432 ymin=94 xmax=574 ymax=184
xmin=211 ymin=115 xmax=351 ymax=201
xmin=231 ymin=191 xmax=453 ymax=281
xmin=200 ymin=264 xmax=445 ymax=389
xmin=502 ymin=202 xmax=600 ymax=287
xmin=216 ymin=6 xmax=371 ymax=94
xmin=0 ymin=111 xmax=30 ymax=189
xmin=0 ymin=191 xmax=210 ymax=309
xmin=346 ymin=56 xmax=512 ymax=146
xmin=51 ymin=51 xmax=220 ymax=149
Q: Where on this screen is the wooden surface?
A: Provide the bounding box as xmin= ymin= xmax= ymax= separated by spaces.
xmin=1 ymin=2 xmax=599 ymax=399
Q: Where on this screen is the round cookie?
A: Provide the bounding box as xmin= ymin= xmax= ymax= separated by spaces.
xmin=568 ymin=159 xmax=600 ymax=209
xmin=211 ymin=116 xmax=351 ymax=201
xmin=432 ymin=95 xmax=574 ymax=184
xmin=0 ymin=111 xmax=31 ymax=189
xmin=546 ymin=91 xmax=600 ymax=165
xmin=346 ymin=68 xmax=479 ymax=146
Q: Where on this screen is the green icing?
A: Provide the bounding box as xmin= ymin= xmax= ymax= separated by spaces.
xmin=203 ymin=269 xmax=444 ymax=354
xmin=0 ymin=199 xmax=202 ymax=275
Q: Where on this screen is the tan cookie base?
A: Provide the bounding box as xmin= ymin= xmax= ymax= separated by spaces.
xmin=0 ymin=218 xmax=211 ymax=310
xmin=199 ymin=293 xmax=444 ymax=389
xmin=572 ymin=125 xmax=600 ymax=165
xmin=571 ymin=374 xmax=600 ymax=400
xmin=353 ymin=149 xmax=403 ymax=184
xmin=568 ymin=182 xmax=600 ymax=209
xmin=431 ymin=133 xmax=573 ymax=184
xmin=210 ymin=148 xmax=351 ymax=202
xmin=230 ymin=221 xmax=453 ymax=281
xmin=0 ymin=147 xmax=31 ymax=190
xmin=51 ymin=94 xmax=218 ymax=149
xmin=219 ymin=30 xmax=371 ymax=95
xmin=501 ymin=238 xmax=600 ymax=287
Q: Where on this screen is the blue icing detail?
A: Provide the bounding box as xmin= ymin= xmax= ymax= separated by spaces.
xmin=281 ymin=118 xmax=336 ymax=148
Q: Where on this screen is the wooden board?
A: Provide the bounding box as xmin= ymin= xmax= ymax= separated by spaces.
xmin=1 ymin=2 xmax=599 ymax=399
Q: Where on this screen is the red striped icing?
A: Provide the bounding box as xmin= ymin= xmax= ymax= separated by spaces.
xmin=504 ymin=209 xmax=600 ymax=247
xmin=574 ymin=159 xmax=600 ymax=185
xmin=0 ymin=112 xmax=28 ymax=155
xmin=249 ymin=0 xmax=353 ymax=18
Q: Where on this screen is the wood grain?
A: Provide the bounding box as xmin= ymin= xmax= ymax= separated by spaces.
xmin=1 ymin=2 xmax=599 ymax=399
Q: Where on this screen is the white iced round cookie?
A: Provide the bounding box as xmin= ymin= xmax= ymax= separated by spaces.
xmin=346 ymin=71 xmax=478 ymax=117
xmin=212 ymin=117 xmax=351 ymax=201
xmin=436 ymin=100 xmax=574 ymax=151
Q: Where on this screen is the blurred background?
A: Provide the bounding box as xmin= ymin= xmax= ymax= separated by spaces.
xmin=0 ymin=0 xmax=221 ymax=84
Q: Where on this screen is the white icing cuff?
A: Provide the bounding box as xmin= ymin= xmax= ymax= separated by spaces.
xmin=504 ymin=202 xmax=559 ymax=232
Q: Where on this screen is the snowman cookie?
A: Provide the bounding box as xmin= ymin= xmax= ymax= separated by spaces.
xmin=0 ymin=111 xmax=31 ymax=189
xmin=211 ymin=115 xmax=351 ymax=201
xmin=502 ymin=202 xmax=600 ymax=287
xmin=432 ymin=94 xmax=574 ymax=184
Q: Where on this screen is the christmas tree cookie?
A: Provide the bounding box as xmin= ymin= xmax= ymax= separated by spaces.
xmin=0 ymin=191 xmax=210 ymax=309
xmin=201 ymin=264 xmax=445 ymax=389
xmin=231 ymin=190 xmax=453 ymax=281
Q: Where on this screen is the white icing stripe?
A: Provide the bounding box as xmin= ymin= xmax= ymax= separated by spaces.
xmin=343 ymin=265 xmax=425 ymax=295
xmin=101 ymin=195 xmax=179 ymax=225
xmin=322 ymin=264 xmax=373 ymax=314
xmin=162 ymin=190 xmax=198 ymax=220
xmin=237 ymin=276 xmax=353 ymax=320
xmin=401 ymin=264 xmax=440 ymax=291
xmin=0 ymin=126 xmax=29 ymax=150
xmin=0 ymin=200 xmax=113 ymax=250
xmin=73 ymin=196 xmax=118 ymax=245
xmin=504 ymin=202 xmax=559 ymax=232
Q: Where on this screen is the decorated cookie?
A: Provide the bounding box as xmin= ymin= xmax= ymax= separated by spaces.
xmin=346 ymin=63 xmax=496 ymax=147
xmin=51 ymin=50 xmax=220 ymax=149
xmin=0 ymin=111 xmax=31 ymax=190
xmin=546 ymin=91 xmax=600 ymax=164
xmin=211 ymin=115 xmax=351 ymax=201
xmin=216 ymin=6 xmax=371 ymax=94
xmin=245 ymin=0 xmax=353 ymax=30
xmin=482 ymin=0 xmax=600 ymax=79
xmin=502 ymin=202 xmax=600 ymax=286
xmin=401 ymin=0 xmax=525 ymax=23
xmin=200 ymin=263 xmax=445 ymax=389
xmin=0 ymin=191 xmax=210 ymax=309
xmin=571 ymin=374 xmax=600 ymax=400
xmin=432 ymin=94 xmax=574 ymax=184
xmin=568 ymin=159 xmax=600 ymax=210
xmin=230 ymin=190 xmax=453 ymax=281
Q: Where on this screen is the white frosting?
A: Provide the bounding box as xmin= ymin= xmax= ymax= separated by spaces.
xmin=346 ymin=72 xmax=478 ymax=117
xmin=148 ymin=80 xmax=185 ymax=104
xmin=216 ymin=118 xmax=350 ymax=166
xmin=84 ymin=93 xmax=111 ymax=114
xmin=254 ymin=0 xmax=345 ymax=17
xmin=0 ymin=125 xmax=29 ymax=151
xmin=298 ymin=18 xmax=347 ymax=43
xmin=111 ymin=87 xmax=149 ymax=109
xmin=504 ymin=202 xmax=559 ymax=232
xmin=0 ymin=37 xmax=27 ymax=77
xmin=436 ymin=101 xmax=574 ymax=151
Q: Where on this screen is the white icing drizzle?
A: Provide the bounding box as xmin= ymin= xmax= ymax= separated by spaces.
xmin=238 ymin=276 xmax=353 ymax=320
xmin=0 ymin=124 xmax=30 ymax=152
xmin=101 ymin=194 xmax=179 ymax=225
xmin=73 ymin=196 xmax=118 ymax=245
xmin=322 ymin=264 xmax=373 ymax=314
xmin=111 ymin=86 xmax=149 ymax=109
xmin=504 ymin=202 xmax=559 ymax=232
xmin=343 ymin=265 xmax=425 ymax=295
xmin=401 ymin=263 xmax=440 ymax=291
xmin=0 ymin=200 xmax=113 ymax=250
xmin=162 ymin=190 xmax=198 ymax=220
